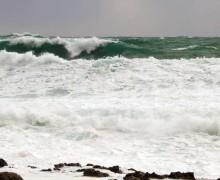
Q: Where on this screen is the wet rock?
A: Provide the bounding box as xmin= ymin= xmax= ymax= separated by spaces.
xmin=0 ymin=172 xmax=23 ymax=180
xmin=128 ymin=168 xmax=137 ymax=171
xmin=76 ymin=169 xmax=87 ymax=172
xmin=0 ymin=159 xmax=8 ymax=168
xmin=54 ymin=162 xmax=81 ymax=169
xmin=40 ymin=168 xmax=52 ymax=172
xmin=83 ymin=168 xmax=109 ymax=177
xmin=92 ymin=164 xmax=122 ymax=174
xmin=53 ymin=167 xmax=61 ymax=171
xmin=65 ymin=163 xmax=81 ymax=167
xmin=27 ymin=165 xmax=37 ymax=169
xmin=168 ymin=172 xmax=195 ymax=179
xmin=124 ymin=171 xmax=149 ymax=180
xmin=54 ymin=163 xmax=65 ymax=169
xmin=109 ymin=165 xmax=123 ymax=173
xmin=124 ymin=177 xmax=141 ymax=180
xmin=86 ymin=163 xmax=94 ymax=166
xmin=145 ymin=172 xmax=168 ymax=179
xmin=93 ymin=165 xmax=106 ymax=169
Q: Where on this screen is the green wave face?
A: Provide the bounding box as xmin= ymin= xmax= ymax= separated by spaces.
xmin=0 ymin=34 xmax=220 ymax=60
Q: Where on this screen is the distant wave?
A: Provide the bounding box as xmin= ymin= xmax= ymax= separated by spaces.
xmin=0 ymin=34 xmax=114 ymax=59
xmin=0 ymin=33 xmax=220 ymax=60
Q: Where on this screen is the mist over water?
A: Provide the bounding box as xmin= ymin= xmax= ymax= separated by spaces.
xmin=0 ymin=34 xmax=220 ymax=179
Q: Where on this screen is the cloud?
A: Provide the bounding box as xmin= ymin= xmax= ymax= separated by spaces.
xmin=0 ymin=0 xmax=220 ymax=36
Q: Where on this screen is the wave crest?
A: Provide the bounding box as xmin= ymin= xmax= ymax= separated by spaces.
xmin=0 ymin=35 xmax=114 ymax=59
xmin=0 ymin=50 xmax=65 ymax=66
xmin=10 ymin=36 xmax=113 ymax=58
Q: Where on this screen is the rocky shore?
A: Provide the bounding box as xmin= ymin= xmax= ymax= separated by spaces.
xmin=0 ymin=158 xmax=219 ymax=180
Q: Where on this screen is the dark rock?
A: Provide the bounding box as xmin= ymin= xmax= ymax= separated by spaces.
xmin=124 ymin=177 xmax=141 ymax=180
xmin=93 ymin=165 xmax=106 ymax=169
xmin=40 ymin=168 xmax=52 ymax=172
xmin=92 ymin=164 xmax=122 ymax=174
xmin=124 ymin=171 xmax=149 ymax=180
xmin=65 ymin=163 xmax=81 ymax=167
xmin=54 ymin=162 xmax=81 ymax=169
xmin=217 ymin=178 xmax=220 ymax=180
xmin=145 ymin=172 xmax=168 ymax=179
xmin=86 ymin=163 xmax=94 ymax=166
xmin=168 ymin=172 xmax=195 ymax=179
xmin=76 ymin=169 xmax=87 ymax=172
xmin=0 ymin=159 xmax=8 ymax=168
xmin=83 ymin=168 xmax=109 ymax=177
xmin=53 ymin=167 xmax=61 ymax=171
xmin=54 ymin=163 xmax=65 ymax=169
xmin=128 ymin=168 xmax=137 ymax=171
xmin=109 ymin=166 xmax=123 ymax=174
xmin=0 ymin=172 xmax=23 ymax=180
xmin=27 ymin=165 xmax=37 ymax=169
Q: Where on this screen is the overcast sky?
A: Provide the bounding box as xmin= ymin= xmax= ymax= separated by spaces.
xmin=0 ymin=0 xmax=220 ymax=37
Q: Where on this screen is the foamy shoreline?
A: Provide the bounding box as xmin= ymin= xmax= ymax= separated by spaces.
xmin=0 ymin=158 xmax=213 ymax=180
xmin=23 ymin=174 xmax=99 ymax=180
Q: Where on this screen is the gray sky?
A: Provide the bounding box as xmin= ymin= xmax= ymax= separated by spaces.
xmin=0 ymin=0 xmax=220 ymax=37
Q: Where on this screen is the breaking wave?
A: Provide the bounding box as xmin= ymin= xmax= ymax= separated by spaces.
xmin=0 ymin=34 xmax=114 ymax=59
xmin=0 ymin=34 xmax=220 ymax=60
xmin=1 ymin=49 xmax=220 ymax=67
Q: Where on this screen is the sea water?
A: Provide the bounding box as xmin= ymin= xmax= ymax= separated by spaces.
xmin=0 ymin=33 xmax=220 ymax=179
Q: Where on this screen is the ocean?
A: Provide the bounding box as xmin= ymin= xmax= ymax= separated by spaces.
xmin=0 ymin=33 xmax=220 ymax=179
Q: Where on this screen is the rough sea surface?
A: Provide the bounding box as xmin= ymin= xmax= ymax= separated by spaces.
xmin=0 ymin=33 xmax=220 ymax=179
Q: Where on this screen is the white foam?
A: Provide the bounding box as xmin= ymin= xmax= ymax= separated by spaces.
xmin=0 ymin=50 xmax=65 ymax=66
xmin=172 ymin=45 xmax=197 ymax=51
xmin=1 ymin=54 xmax=220 ymax=178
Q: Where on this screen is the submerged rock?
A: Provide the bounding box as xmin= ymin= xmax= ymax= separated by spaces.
xmin=0 ymin=172 xmax=23 ymax=180
xmin=0 ymin=159 xmax=8 ymax=168
xmin=83 ymin=168 xmax=109 ymax=177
